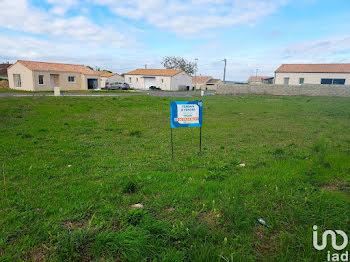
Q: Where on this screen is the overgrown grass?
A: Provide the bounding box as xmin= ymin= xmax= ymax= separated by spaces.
xmin=0 ymin=95 xmax=350 ymax=261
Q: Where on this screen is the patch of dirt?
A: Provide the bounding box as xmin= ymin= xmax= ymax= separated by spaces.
xmin=166 ymin=207 xmax=175 ymax=212
xmin=22 ymin=245 xmax=48 ymax=261
xmin=76 ymin=243 xmax=94 ymax=262
xmin=320 ymin=181 xmax=350 ymax=196
xmin=63 ymin=220 xmax=89 ymax=231
xmin=253 ymin=227 xmax=279 ymax=257
xmin=197 ymin=212 xmax=220 ymax=228
xmin=111 ymin=219 xmax=121 ymax=231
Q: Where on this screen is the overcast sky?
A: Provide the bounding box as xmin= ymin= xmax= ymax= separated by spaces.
xmin=1 ymin=0 xmax=350 ymax=81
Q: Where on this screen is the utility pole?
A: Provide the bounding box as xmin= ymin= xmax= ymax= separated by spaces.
xmin=256 ymin=69 xmax=258 ymax=79
xmin=223 ymin=59 xmax=227 ymax=82
xmin=195 ymin=58 xmax=198 ymax=92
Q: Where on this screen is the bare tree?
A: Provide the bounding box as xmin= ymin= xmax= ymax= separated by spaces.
xmin=161 ymin=56 xmax=197 ymax=75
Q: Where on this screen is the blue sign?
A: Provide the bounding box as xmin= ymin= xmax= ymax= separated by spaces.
xmin=170 ymin=101 xmax=203 ymax=128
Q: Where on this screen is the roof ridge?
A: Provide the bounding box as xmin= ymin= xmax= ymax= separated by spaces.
xmin=18 ymin=60 xmax=86 ymax=67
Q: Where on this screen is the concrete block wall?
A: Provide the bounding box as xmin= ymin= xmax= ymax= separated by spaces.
xmin=216 ymin=84 xmax=350 ymax=97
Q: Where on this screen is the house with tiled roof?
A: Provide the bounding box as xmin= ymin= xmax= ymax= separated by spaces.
xmin=274 ymin=64 xmax=350 ymax=85
xmin=192 ymin=75 xmax=222 ymax=90
xmin=124 ymin=69 xmax=192 ymax=91
xmin=95 ymin=71 xmax=124 ymax=88
xmin=248 ymin=76 xmax=274 ymax=85
xmin=205 ymin=78 xmax=222 ymax=90
xmin=192 ymin=75 xmax=212 ymax=90
xmin=7 ymin=60 xmax=100 ymax=91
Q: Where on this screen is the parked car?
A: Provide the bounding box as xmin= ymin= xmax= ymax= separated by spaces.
xmin=149 ymin=86 xmax=161 ymax=90
xmin=106 ymin=82 xmax=130 ymax=90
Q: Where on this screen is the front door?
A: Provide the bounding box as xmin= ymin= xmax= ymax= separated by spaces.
xmin=50 ymin=75 xmax=55 ymax=89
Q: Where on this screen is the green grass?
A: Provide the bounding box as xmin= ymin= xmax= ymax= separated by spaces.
xmin=0 ymin=95 xmax=350 ymax=261
xmin=0 ymin=88 xmax=31 ymax=93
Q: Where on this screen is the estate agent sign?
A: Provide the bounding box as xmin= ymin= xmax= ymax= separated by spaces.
xmin=170 ymin=101 xmax=203 ymax=158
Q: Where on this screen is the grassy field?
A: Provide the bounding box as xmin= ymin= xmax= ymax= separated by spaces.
xmin=0 ymin=94 xmax=350 ymax=261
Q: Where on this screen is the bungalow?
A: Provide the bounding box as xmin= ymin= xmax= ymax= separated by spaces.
xmin=274 ymin=64 xmax=350 ymax=85
xmin=96 ymin=71 xmax=124 ymax=88
xmin=124 ymin=69 xmax=192 ymax=91
xmin=7 ymin=60 xmax=100 ymax=91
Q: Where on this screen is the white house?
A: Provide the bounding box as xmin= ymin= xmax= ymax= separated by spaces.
xmin=96 ymin=71 xmax=124 ymax=88
xmin=275 ymin=64 xmax=350 ymax=85
xmin=124 ymin=69 xmax=192 ymax=91
xmin=7 ymin=60 xmax=100 ymax=91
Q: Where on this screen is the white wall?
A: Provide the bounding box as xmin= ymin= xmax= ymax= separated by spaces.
xmin=7 ymin=62 xmax=34 ymax=91
xmin=125 ymin=75 xmax=172 ymax=90
xmin=170 ymin=72 xmax=192 ymax=91
xmin=107 ymin=74 xmax=124 ymax=84
xmin=33 ymin=71 xmax=83 ymax=91
xmin=275 ymin=72 xmax=350 ymax=85
xmin=101 ymin=74 xmax=125 ymax=88
xmin=125 ymin=75 xmax=145 ymax=89
xmin=125 ymin=72 xmax=192 ymax=91
xmin=100 ymin=77 xmax=107 ymax=88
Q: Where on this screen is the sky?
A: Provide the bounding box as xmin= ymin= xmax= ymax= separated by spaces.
xmin=1 ymin=0 xmax=350 ymax=81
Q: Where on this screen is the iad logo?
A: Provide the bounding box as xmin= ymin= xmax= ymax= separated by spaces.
xmin=313 ymin=225 xmax=349 ymax=261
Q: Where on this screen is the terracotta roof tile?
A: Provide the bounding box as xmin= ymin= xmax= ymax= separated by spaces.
xmin=101 ymin=72 xmax=118 ymax=78
xmin=192 ymin=75 xmax=212 ymax=84
xmin=275 ymin=64 xmax=350 ymax=73
xmin=125 ymin=68 xmax=183 ymax=77
xmin=17 ymin=60 xmax=99 ymax=75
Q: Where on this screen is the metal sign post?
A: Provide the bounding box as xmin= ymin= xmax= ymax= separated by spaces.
xmin=170 ymin=101 xmax=203 ymax=159
xmin=171 ymin=128 xmax=174 ymax=159
xmin=199 ymin=126 xmax=202 ymax=156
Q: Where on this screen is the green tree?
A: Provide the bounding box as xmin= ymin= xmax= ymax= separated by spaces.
xmin=161 ymin=56 xmax=197 ymax=75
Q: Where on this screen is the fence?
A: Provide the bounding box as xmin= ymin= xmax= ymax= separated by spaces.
xmin=216 ymin=83 xmax=350 ymax=97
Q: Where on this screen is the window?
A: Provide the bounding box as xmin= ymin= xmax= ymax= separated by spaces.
xmin=136 ymin=78 xmax=138 ymax=82
xmin=321 ymin=78 xmax=345 ymax=85
xmin=321 ymin=78 xmax=332 ymax=84
xmin=68 ymin=76 xmax=75 ymax=83
xmin=161 ymin=79 xmax=164 ymax=83
xmin=283 ymin=77 xmax=289 ymax=85
xmin=38 ymin=75 xmax=44 ymax=85
xmin=13 ymin=74 xmax=21 ymax=87
xmin=299 ymin=78 xmax=304 ymax=84
xmin=333 ymin=79 xmax=345 ymax=85
xmin=129 ymin=77 xmax=132 ymax=83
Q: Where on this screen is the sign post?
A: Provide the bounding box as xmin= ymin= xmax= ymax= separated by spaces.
xmin=170 ymin=101 xmax=203 ymax=159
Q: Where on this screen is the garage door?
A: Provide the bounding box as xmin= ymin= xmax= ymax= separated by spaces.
xmin=144 ymin=77 xmax=155 ymax=90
